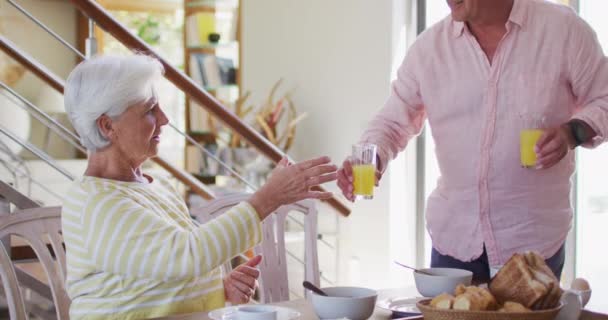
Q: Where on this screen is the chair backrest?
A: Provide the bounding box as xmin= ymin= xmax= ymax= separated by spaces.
xmin=191 ymin=193 xmax=320 ymax=303
xmin=0 ymin=181 xmax=40 ymax=210
xmin=0 ymin=206 xmax=70 ymax=320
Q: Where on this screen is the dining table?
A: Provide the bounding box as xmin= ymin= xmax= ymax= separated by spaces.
xmin=153 ymin=287 xmax=608 ymax=320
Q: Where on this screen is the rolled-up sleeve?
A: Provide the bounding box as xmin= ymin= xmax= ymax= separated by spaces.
xmin=360 ymin=43 xmax=426 ymax=172
xmin=567 ymin=14 xmax=608 ymax=148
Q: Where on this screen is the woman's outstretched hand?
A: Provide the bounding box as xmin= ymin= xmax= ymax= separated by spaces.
xmin=249 ymin=156 xmax=337 ymax=219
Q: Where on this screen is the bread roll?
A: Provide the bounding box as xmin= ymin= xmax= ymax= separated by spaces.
xmin=454 ymin=284 xmax=466 ymax=296
xmin=453 ymin=292 xmax=487 ymax=311
xmin=430 ymin=293 xmax=454 ymax=309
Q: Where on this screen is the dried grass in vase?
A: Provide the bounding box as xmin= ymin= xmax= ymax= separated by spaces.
xmin=226 ymin=79 xmax=307 ymax=152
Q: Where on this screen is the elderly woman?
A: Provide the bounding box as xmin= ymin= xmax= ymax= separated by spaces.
xmin=61 ymin=55 xmax=337 ymax=320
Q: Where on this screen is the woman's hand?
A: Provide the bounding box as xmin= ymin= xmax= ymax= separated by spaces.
xmin=248 ymin=156 xmax=337 ymax=219
xmin=224 ymin=255 xmax=262 ymax=305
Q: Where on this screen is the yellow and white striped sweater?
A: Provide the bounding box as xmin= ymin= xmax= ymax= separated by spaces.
xmin=61 ymin=176 xmax=262 ymax=319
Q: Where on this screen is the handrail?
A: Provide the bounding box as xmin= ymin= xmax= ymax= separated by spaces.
xmin=69 ymin=0 xmax=351 ymax=217
xmin=0 ymin=81 xmax=84 ymax=153
xmin=0 ymin=36 xmax=216 ymax=201
xmin=0 ymin=124 xmax=75 ymax=181
xmin=0 ymin=37 xmax=64 ymax=94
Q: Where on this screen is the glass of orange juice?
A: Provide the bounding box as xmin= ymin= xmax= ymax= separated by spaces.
xmin=520 ymin=116 xmax=546 ymax=169
xmin=352 ymin=143 xmax=377 ymax=200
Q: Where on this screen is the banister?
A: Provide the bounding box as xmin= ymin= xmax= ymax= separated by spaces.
xmin=0 ymin=123 xmax=75 ymax=181
xmin=0 ymin=36 xmax=64 ymax=94
xmin=0 ymin=36 xmax=215 ymax=201
xmin=69 ymin=0 xmax=351 ymax=216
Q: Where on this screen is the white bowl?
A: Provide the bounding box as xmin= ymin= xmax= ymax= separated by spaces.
xmin=414 ymin=268 xmax=473 ymax=297
xmin=310 ymin=286 xmax=377 ymax=320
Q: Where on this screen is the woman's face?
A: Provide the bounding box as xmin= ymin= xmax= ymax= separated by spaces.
xmin=100 ymin=97 xmax=169 ymax=163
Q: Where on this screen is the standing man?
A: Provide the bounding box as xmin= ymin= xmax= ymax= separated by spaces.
xmin=337 ymin=0 xmax=608 ymax=282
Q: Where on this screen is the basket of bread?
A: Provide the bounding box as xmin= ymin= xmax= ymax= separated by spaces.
xmin=416 ymin=251 xmax=563 ymax=320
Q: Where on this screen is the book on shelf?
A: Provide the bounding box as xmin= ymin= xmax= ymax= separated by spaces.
xmin=189 ymin=54 xmax=206 ymax=87
xmin=189 ymin=53 xmax=236 ymax=89
xmin=216 ymin=56 xmax=236 ymax=85
xmin=203 ymin=55 xmax=222 ymax=88
xmin=189 ymin=100 xmax=211 ymax=133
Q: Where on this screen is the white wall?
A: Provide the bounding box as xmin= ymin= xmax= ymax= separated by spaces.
xmin=243 ymin=0 xmax=416 ymax=289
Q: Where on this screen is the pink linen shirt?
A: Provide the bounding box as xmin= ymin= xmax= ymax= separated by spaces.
xmin=361 ymin=0 xmax=608 ymax=266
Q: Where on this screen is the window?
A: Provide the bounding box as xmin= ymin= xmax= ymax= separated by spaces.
xmin=423 ymin=0 xmax=450 ymax=267
xmin=576 ymin=0 xmax=608 ymax=312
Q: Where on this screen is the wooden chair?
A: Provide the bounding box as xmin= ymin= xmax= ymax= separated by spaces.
xmin=0 ymin=206 xmax=70 ymax=319
xmin=191 ymin=193 xmax=320 ymax=303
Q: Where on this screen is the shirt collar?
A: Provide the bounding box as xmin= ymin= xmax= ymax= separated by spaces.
xmin=452 ymin=20 xmax=465 ymax=38
xmin=451 ymin=0 xmax=527 ymax=38
xmin=509 ymin=0 xmax=527 ymax=28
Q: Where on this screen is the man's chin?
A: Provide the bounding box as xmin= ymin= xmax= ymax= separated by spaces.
xmin=451 ymin=12 xmax=466 ymax=22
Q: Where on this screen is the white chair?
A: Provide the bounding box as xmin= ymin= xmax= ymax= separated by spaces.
xmin=191 ymin=193 xmax=320 ymax=303
xmin=0 ymin=206 xmax=70 ymax=320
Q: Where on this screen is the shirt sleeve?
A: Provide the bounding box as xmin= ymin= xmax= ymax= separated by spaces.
xmin=567 ymin=13 xmax=608 ymax=148
xmin=360 ymin=43 xmax=426 ymax=172
xmin=82 ymin=192 xmax=262 ymax=281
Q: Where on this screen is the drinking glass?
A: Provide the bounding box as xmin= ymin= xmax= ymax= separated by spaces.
xmin=520 ymin=115 xmax=547 ymax=169
xmin=352 ymin=143 xmax=377 ymax=200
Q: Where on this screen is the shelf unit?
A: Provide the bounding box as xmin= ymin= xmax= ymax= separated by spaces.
xmin=183 ymin=0 xmax=241 ymax=177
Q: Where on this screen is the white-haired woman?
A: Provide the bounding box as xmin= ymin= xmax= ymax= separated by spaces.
xmin=61 ymin=55 xmax=337 ymax=320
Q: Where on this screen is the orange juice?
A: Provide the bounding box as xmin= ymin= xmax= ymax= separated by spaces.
xmin=520 ymin=129 xmax=543 ymax=168
xmin=353 ymin=164 xmax=375 ymax=198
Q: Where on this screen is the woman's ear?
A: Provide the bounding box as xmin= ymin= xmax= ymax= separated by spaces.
xmin=96 ymin=114 xmax=114 ymax=140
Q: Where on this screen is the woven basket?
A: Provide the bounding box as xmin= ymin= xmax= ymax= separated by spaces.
xmin=416 ymin=299 xmax=562 ymax=320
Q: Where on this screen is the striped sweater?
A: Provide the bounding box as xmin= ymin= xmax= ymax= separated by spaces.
xmin=61 ymin=175 xmax=262 ymax=319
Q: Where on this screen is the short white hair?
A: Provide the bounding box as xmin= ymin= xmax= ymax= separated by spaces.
xmin=64 ymin=54 xmax=164 ymax=152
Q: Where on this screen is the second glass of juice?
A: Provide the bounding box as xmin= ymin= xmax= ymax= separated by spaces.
xmin=352 ymin=143 xmax=377 ymax=200
xmin=520 ymin=115 xmax=546 ymax=169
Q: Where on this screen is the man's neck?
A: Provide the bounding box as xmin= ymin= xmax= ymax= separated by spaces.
xmin=467 ymin=0 xmax=514 ymax=35
xmin=464 ymin=0 xmax=514 ymax=63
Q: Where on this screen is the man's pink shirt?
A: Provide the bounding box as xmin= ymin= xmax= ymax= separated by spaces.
xmin=362 ymin=0 xmax=608 ymax=265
